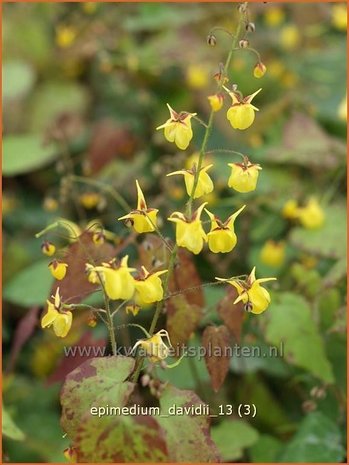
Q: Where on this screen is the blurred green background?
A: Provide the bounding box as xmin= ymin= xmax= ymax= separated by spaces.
xmin=3 ymin=2 xmax=347 ymax=463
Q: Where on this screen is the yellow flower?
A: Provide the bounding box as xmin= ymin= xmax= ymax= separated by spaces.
xmin=118 ymin=180 xmax=159 ymax=234
xmin=297 ymin=198 xmax=325 ymax=229
xmin=134 ymin=267 xmax=167 ymax=307
xmin=79 ymin=192 xmax=100 ymax=209
xmin=90 ymin=256 xmax=136 ymax=300
xmin=253 ymin=62 xmax=267 ymax=79
xmin=264 ymin=6 xmax=285 ymax=27
xmin=132 ymin=329 xmax=172 ymax=363
xmin=55 ymin=25 xmax=76 ymax=48
xmin=260 ymin=240 xmax=286 ymax=267
xmin=156 ymin=104 xmax=196 ymax=150
xmin=186 ymin=64 xmax=210 ymax=89
xmin=208 ymin=94 xmax=224 ymax=112
xmin=41 ymin=241 xmax=56 ymax=257
xmin=282 ymin=199 xmax=299 ymax=219
xmin=228 ymin=160 xmax=262 ymax=193
xmin=332 ymin=4 xmax=347 ymax=31
xmin=43 ymin=197 xmax=58 ymax=212
xmin=280 ymin=25 xmax=300 ymax=51
xmin=205 ymin=206 xmax=245 ymax=253
xmin=224 ymin=86 xmax=262 ymax=130
xmin=41 ymin=288 xmax=72 ymax=337
xmin=166 ymin=164 xmax=214 ymax=199
xmin=168 ymin=203 xmax=207 ymax=255
xmin=338 ymin=94 xmax=347 ymax=121
xmin=126 ymin=304 xmax=141 ymax=316
xmin=49 ymin=260 xmax=68 ymax=280
xmin=216 ymin=267 xmax=276 ymax=315
xmin=92 ymin=231 xmax=105 ymax=246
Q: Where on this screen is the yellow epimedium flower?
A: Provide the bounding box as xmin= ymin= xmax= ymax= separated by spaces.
xmin=208 ymin=93 xmax=224 ymax=112
xmin=331 ymin=4 xmax=347 ymax=31
xmin=118 ymin=180 xmax=158 ymax=234
xmin=205 ymin=206 xmax=246 ymax=253
xmin=224 ymin=86 xmax=262 ymax=130
xmin=166 ymin=164 xmax=214 ymax=199
xmin=49 ymin=260 xmax=68 ymax=280
xmin=41 ymin=288 xmax=72 ymax=337
xmin=282 ymin=199 xmax=299 ymax=219
xmin=297 ymin=198 xmax=325 ymax=229
xmin=260 ymin=240 xmax=286 ymax=267
xmin=216 ymin=267 xmax=276 ymax=315
xmin=134 ymin=267 xmax=168 ymax=307
xmin=132 ymin=329 xmax=172 ymax=363
xmin=228 ymin=159 xmax=262 ymax=193
xmin=79 ymin=192 xmax=101 ymax=209
xmin=88 ymin=256 xmax=136 ymax=300
xmin=264 ymin=6 xmax=285 ymax=27
xmin=168 ymin=203 xmax=207 ymax=255
xmin=186 ymin=64 xmax=210 ymax=89
xmin=156 ymin=104 xmax=196 ymax=150
xmin=41 ymin=241 xmax=56 ymax=257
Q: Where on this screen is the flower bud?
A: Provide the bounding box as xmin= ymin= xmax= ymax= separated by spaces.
xmin=246 ymin=22 xmax=256 ymax=33
xmin=49 ymin=260 xmax=68 ymax=280
xmin=87 ymin=313 xmax=97 ymax=327
xmin=238 ymin=2 xmax=248 ymax=14
xmin=207 ymin=34 xmax=217 ymax=46
xmin=41 ymin=241 xmax=56 ymax=257
xmin=239 ymin=39 xmax=249 ymax=49
xmin=254 ymin=62 xmax=267 ymax=78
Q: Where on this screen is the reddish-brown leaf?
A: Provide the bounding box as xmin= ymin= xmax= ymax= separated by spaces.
xmin=166 ymin=294 xmax=202 ymax=350
xmin=202 ymin=325 xmax=231 ymax=392
xmin=51 ymin=231 xmax=117 ymax=304
xmin=87 ymin=119 xmax=138 ymax=173
xmin=169 ymin=248 xmax=205 ymax=308
xmin=6 ymin=306 xmax=40 ymax=372
xmin=217 ymin=286 xmax=245 ymax=342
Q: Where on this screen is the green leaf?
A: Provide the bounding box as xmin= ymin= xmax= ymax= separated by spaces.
xmin=249 ymin=434 xmax=283 ymax=463
xmin=265 ymin=293 xmax=334 ymax=383
xmin=158 ymin=385 xmax=220 ymax=462
xmin=323 ymin=257 xmax=347 ymax=287
xmin=290 ymin=204 xmax=346 ymax=259
xmin=3 ymin=260 xmax=53 ymax=307
xmin=279 ymin=412 xmax=345 ymax=462
xmin=2 ymin=406 xmax=25 ymax=441
xmin=211 ymin=420 xmax=259 ymax=461
xmin=3 ymin=135 xmax=57 ymax=176
xmin=3 ymin=61 xmax=35 ymax=100
xmin=29 ymin=82 xmax=89 ymax=132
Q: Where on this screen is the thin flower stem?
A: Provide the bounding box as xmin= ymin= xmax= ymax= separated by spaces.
xmin=208 ymin=26 xmax=233 ymax=38
xmin=206 ymin=148 xmax=246 ymax=160
xmin=71 ymin=175 xmax=131 ymax=212
xmin=192 ymin=115 xmax=209 ymax=129
xmin=145 ymin=212 xmax=174 ymax=254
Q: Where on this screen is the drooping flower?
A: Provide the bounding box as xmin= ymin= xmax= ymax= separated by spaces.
xmin=41 ymin=288 xmax=72 ymax=337
xmin=208 ymin=93 xmax=224 ymax=112
xmin=297 ymin=198 xmax=325 ymax=229
xmin=134 ymin=267 xmax=168 ymax=307
xmin=168 ymin=203 xmax=207 ymax=254
xmin=49 ymin=260 xmax=68 ymax=280
xmin=41 ymin=241 xmax=56 ymax=257
xmin=253 ymin=62 xmax=267 ymax=79
xmin=228 ymin=159 xmax=262 ymax=193
xmin=118 ymin=180 xmax=158 ymax=234
xmin=260 ymin=240 xmax=286 ymax=267
xmin=205 ymin=206 xmax=245 ymax=253
xmin=88 ymin=256 xmax=136 ymax=300
xmin=282 ymin=199 xmax=299 ymax=219
xmin=156 ymin=104 xmax=196 ymax=150
xmin=224 ymin=86 xmax=262 ymax=130
xmin=167 ymin=164 xmax=214 ymax=199
xmin=132 ymin=329 xmax=173 ymax=363
xmin=216 ymin=267 xmax=276 ymax=314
